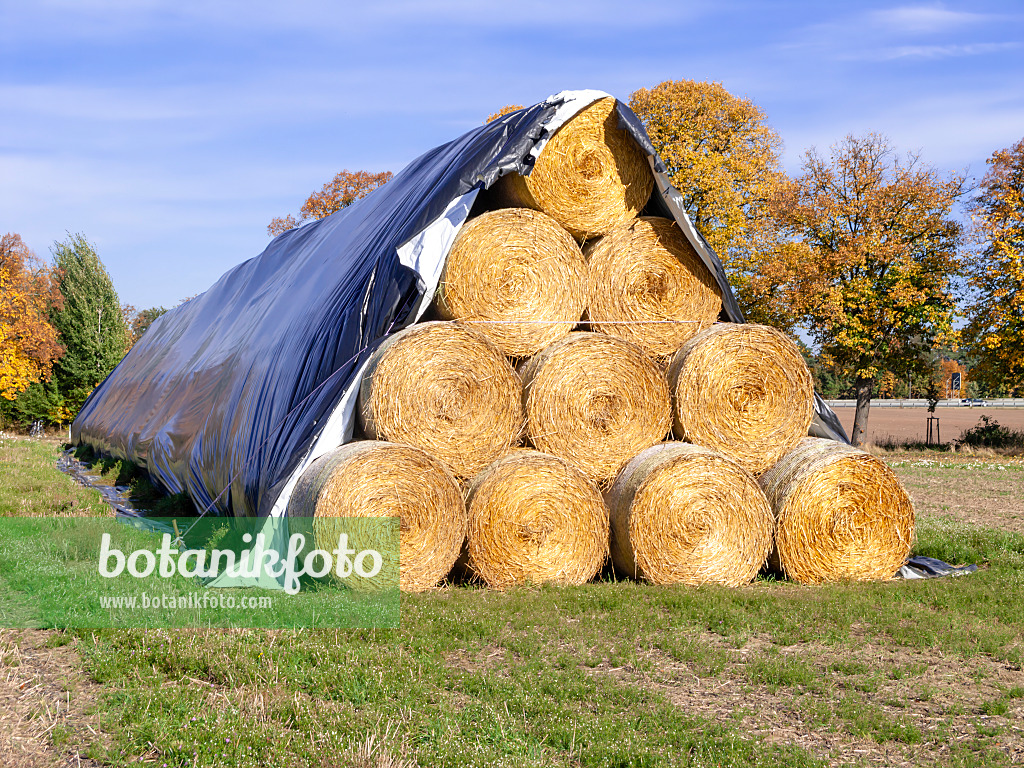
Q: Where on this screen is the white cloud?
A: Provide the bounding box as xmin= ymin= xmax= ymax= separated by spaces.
xmin=849 ymin=41 xmax=1022 ymax=61
xmin=776 ymin=87 xmax=1024 ymax=175
xmin=867 ymin=6 xmax=993 ymax=35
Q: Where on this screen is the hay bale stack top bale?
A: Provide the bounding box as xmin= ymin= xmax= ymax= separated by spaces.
xmin=606 ymin=442 xmax=775 ymax=586
xmin=495 ymin=97 xmax=654 ymax=240
xmin=465 ymin=450 xmax=609 ymax=589
xmin=759 ymin=437 xmax=915 ymax=585
xmin=359 ymin=321 xmax=524 ymax=479
xmin=585 ymin=216 xmax=723 ymax=358
xmin=433 ymin=208 xmax=588 ymax=358
xmin=519 ymin=332 xmax=671 ymax=486
xmin=288 ymin=441 xmax=466 ymax=592
xmin=668 ymin=323 xmax=814 ymax=475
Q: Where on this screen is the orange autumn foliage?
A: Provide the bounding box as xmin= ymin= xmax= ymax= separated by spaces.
xmin=965 ymin=136 xmax=1024 ymax=395
xmin=485 ymin=104 xmax=524 ymax=124
xmin=0 ymin=234 xmax=64 ymax=399
xmin=268 ymin=170 xmax=393 ymax=237
xmin=764 ymin=134 xmax=965 ymax=444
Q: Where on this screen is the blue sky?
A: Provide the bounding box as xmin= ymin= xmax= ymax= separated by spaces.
xmin=2 ymin=0 xmax=1022 ymax=310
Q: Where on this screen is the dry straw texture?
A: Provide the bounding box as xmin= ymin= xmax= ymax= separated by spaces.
xmin=433 ymin=208 xmax=588 ymax=357
xmin=759 ymin=437 xmax=916 ymax=584
xmin=288 ymin=441 xmax=466 ymax=592
xmin=585 ymin=217 xmax=723 ymax=358
xmin=606 ymin=442 xmax=775 ymax=586
xmin=668 ymin=323 xmax=814 ymax=475
xmin=359 ymin=321 xmax=524 ymax=479
xmin=519 ymin=332 xmax=671 ymax=486
xmin=465 ymin=450 xmax=609 ymax=588
xmin=495 ymin=97 xmax=654 ymax=239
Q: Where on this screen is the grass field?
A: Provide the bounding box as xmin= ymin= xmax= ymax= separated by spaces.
xmin=1 ymin=436 xmax=1022 ymax=768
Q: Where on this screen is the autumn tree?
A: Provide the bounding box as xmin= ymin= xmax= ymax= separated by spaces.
xmin=0 ymin=233 xmax=64 ymax=400
xmin=49 ymin=234 xmax=131 ymax=415
xmin=964 ymin=136 xmax=1024 ymax=395
xmin=122 ymin=305 xmax=168 ymax=346
xmin=767 ymin=134 xmax=965 ymax=445
xmin=268 ymin=169 xmax=393 ymax=236
xmin=629 ymin=80 xmax=787 ymax=324
xmin=485 ymin=104 xmax=524 ymax=124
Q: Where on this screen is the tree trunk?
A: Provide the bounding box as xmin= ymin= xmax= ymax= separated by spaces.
xmin=851 ymin=376 xmax=874 ymax=447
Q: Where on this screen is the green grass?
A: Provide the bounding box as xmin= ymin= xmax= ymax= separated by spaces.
xmin=3 ymin=437 xmax=1024 ymax=767
xmin=0 ymin=437 xmax=110 ymax=516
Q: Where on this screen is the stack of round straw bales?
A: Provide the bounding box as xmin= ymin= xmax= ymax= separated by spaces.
xmin=290 ymin=95 xmax=915 ymax=592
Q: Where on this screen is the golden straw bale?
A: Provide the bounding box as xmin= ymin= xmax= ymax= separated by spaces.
xmin=465 ymin=450 xmax=609 ymax=588
xmin=288 ymin=441 xmax=466 ymax=592
xmin=585 ymin=217 xmax=723 ymax=358
xmin=607 ymin=442 xmax=774 ymax=586
xmin=433 ymin=208 xmax=588 ymax=357
xmin=667 ymin=323 xmax=814 ymax=475
xmin=759 ymin=437 xmax=915 ymax=584
xmin=519 ymin=332 xmax=671 ymax=486
xmin=358 ymin=322 xmax=524 ymax=479
xmin=495 ymin=97 xmax=654 ymax=239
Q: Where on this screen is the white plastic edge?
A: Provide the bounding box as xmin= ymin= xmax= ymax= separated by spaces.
xmin=649 ymin=167 xmax=727 ymax=299
xmin=523 ymin=89 xmax=611 ymax=169
xmin=265 ymin=189 xmax=480 ymax=521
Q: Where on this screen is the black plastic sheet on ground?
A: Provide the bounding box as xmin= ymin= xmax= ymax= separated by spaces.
xmin=72 ymin=89 xmax=849 ymax=520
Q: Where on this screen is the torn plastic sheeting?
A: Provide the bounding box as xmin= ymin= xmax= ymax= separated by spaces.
xmin=897 ymin=555 xmax=978 ymax=579
xmin=71 ymin=89 xmax=849 ymax=522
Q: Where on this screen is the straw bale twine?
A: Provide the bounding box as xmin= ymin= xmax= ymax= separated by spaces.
xmin=433 ymin=208 xmax=588 ymax=357
xmin=668 ymin=323 xmax=814 ymax=475
xmin=606 ymin=442 xmax=774 ymax=586
xmin=465 ymin=450 xmax=609 ymax=588
xmin=288 ymin=441 xmax=466 ymax=592
xmin=359 ymin=321 xmax=524 ymax=479
xmin=759 ymin=437 xmax=915 ymax=584
xmin=519 ymin=332 xmax=671 ymax=486
xmin=585 ymin=217 xmax=723 ymax=358
xmin=495 ymin=97 xmax=654 ymax=239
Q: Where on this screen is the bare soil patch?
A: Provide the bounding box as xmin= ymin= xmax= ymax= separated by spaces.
xmin=594 ymin=632 xmax=1024 ymax=768
xmin=0 ymin=630 xmax=106 ymax=767
xmin=834 ymin=406 xmax=1024 ymax=445
xmin=891 ymin=457 xmax=1024 ymax=534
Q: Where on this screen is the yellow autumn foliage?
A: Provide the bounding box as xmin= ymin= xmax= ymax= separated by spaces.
xmin=966 ymin=136 xmax=1024 ymax=395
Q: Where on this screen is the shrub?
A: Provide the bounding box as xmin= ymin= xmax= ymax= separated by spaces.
xmin=959 ymin=415 xmax=1024 ymax=450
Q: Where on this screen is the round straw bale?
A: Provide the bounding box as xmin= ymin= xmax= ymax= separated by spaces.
xmin=288 ymin=441 xmax=466 ymax=592
xmin=667 ymin=323 xmax=814 ymax=475
xmin=359 ymin=321 xmax=524 ymax=479
xmin=759 ymin=437 xmax=915 ymax=584
xmin=495 ymin=97 xmax=654 ymax=239
xmin=434 ymin=208 xmax=588 ymax=357
xmin=465 ymin=450 xmax=609 ymax=588
xmin=607 ymin=442 xmax=774 ymax=586
xmin=519 ymin=332 xmax=671 ymax=486
xmin=585 ymin=217 xmax=723 ymax=358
